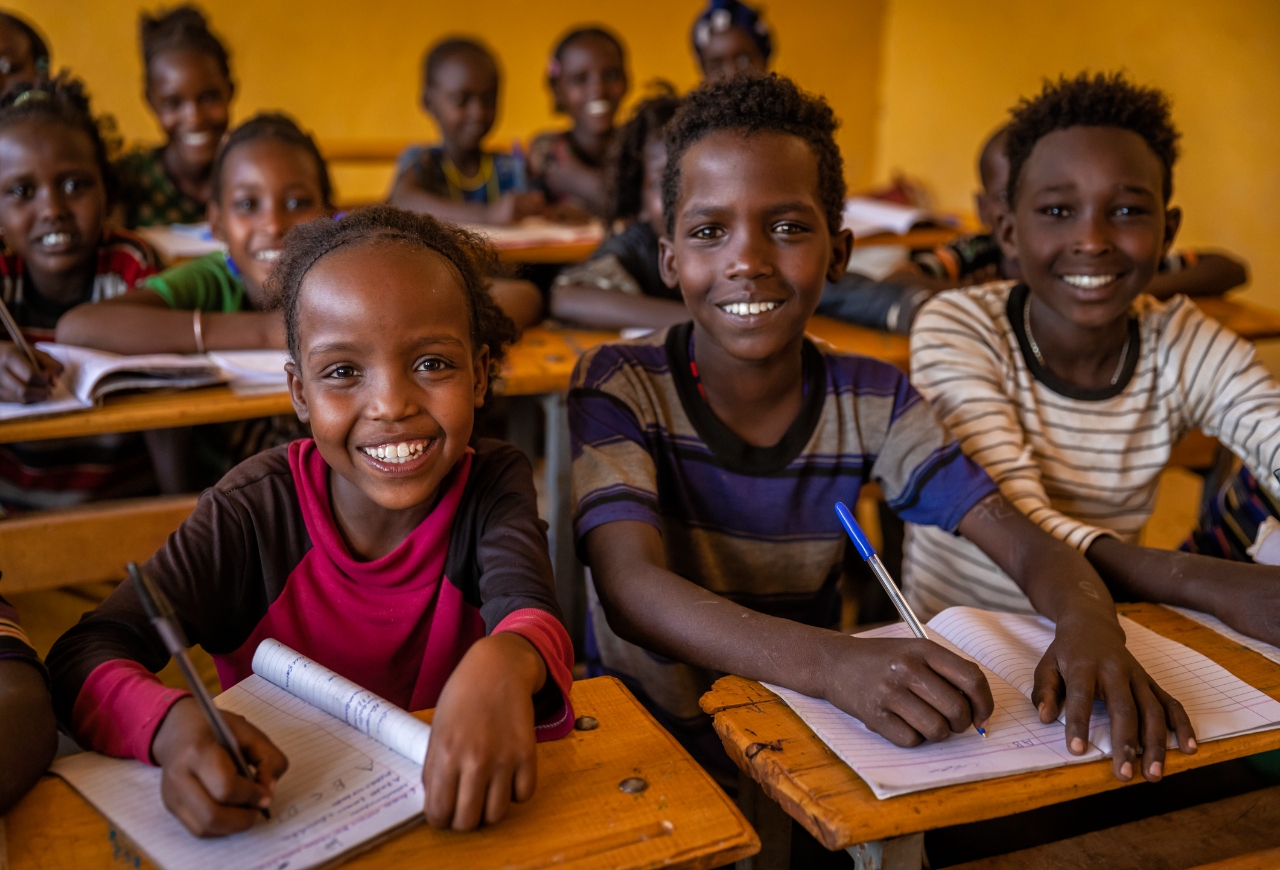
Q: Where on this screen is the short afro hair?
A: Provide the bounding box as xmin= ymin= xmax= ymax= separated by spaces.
xmin=662 ymin=73 xmax=845 ymax=236
xmin=1005 ymin=71 xmax=1180 ymax=206
xmin=268 ymin=205 xmax=518 ymax=390
xmin=422 ymin=37 xmax=496 ymax=90
xmin=211 ymin=112 xmax=333 ymax=209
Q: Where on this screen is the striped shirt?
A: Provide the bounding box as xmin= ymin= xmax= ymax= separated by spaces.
xmin=570 ymin=323 xmax=996 ymax=730
xmin=904 ymin=281 xmax=1280 ymax=618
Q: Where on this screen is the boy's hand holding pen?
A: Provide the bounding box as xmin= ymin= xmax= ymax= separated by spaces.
xmin=131 ymin=563 xmax=289 ymax=838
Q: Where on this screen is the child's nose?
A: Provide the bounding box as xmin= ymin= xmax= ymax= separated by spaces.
xmin=37 ymin=185 xmax=72 ymax=221
xmin=1074 ymin=209 xmax=1115 ymax=255
xmin=724 ymin=227 xmax=773 ymax=280
xmin=367 ymin=371 xmax=420 ymax=420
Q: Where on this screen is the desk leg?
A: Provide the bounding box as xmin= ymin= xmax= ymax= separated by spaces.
xmin=735 ymin=770 xmax=791 ymax=870
xmin=542 ymin=392 xmax=584 ymax=655
xmin=845 ymin=833 xmax=924 ymax=870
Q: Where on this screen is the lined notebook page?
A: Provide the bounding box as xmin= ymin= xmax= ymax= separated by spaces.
xmin=765 ymin=623 xmax=1104 ymax=800
xmin=253 ymin=639 xmax=431 ymax=764
xmin=1168 ymin=606 xmax=1280 ymax=667
xmin=933 ymin=607 xmax=1280 ymax=751
xmin=52 ymin=674 xmax=424 ymax=870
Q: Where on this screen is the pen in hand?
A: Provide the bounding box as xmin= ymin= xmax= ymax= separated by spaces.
xmin=834 ymin=502 xmax=987 ymax=738
xmin=128 ymin=562 xmax=272 ymax=820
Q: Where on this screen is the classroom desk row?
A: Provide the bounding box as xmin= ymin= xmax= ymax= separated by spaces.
xmin=9 ymin=604 xmax=1280 ymax=869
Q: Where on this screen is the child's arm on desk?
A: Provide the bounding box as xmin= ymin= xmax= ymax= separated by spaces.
xmin=958 ymin=494 xmax=1197 ymax=782
xmin=585 ymin=520 xmax=995 ymax=748
xmin=1147 ymin=251 xmax=1249 ymax=300
xmin=55 ymin=289 xmax=284 ymax=354
xmin=388 ymin=169 xmax=548 ymax=226
xmin=0 ymin=659 xmax=58 ymax=814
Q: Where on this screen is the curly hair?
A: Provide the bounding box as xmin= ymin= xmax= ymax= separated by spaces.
xmin=1005 ymin=71 xmax=1180 ymax=206
xmin=0 ymin=73 xmax=117 ymax=204
xmin=268 ymin=205 xmax=518 ymax=388
xmin=210 ymin=112 xmax=333 ymax=208
xmin=140 ymin=5 xmax=232 ymax=88
xmin=605 ymin=81 xmax=681 ymax=225
xmin=422 ymin=37 xmax=495 ymax=90
xmin=662 ymin=73 xmax=845 ymax=235
xmin=0 ymin=12 xmax=50 ymax=77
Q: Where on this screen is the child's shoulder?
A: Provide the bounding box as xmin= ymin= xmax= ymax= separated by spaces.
xmin=572 ymin=327 xmax=675 ymax=392
xmin=915 ymin=280 xmax=1019 ymax=337
xmin=97 ymin=228 xmax=160 ymax=279
xmin=214 ymin=442 xmax=295 ymax=496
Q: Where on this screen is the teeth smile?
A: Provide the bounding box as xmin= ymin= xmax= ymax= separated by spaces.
xmin=182 ymin=131 xmax=213 ymax=146
xmin=360 ymin=440 xmax=428 ymax=464
xmin=719 ymin=300 xmax=780 ymax=316
xmin=585 ymin=99 xmax=612 ymax=116
xmin=39 ymin=232 xmax=73 ymax=248
xmin=1060 ymin=274 xmax=1117 ymax=290
xmin=254 ymin=249 xmax=281 ymax=262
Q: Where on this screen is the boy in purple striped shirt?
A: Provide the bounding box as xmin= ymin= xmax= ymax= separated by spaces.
xmin=569 ymin=73 xmax=1196 ymax=788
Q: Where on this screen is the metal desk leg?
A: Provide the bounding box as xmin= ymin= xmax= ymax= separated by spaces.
xmin=846 ymin=833 xmax=924 ymax=870
xmin=542 ymin=392 xmax=584 ymax=655
xmin=735 ymin=771 xmax=792 ymax=870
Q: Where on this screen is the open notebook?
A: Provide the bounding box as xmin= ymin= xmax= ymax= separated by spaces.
xmin=52 ymin=640 xmax=431 ymax=870
xmin=0 ymin=344 xmax=224 ymax=422
xmin=767 ymin=607 xmax=1280 ymax=799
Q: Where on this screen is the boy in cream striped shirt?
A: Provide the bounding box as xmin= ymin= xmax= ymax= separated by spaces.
xmin=906 ymin=73 xmax=1280 ymax=644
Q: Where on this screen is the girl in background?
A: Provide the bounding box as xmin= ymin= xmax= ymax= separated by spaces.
xmin=114 ymin=5 xmax=234 ymax=227
xmin=0 ymin=11 xmax=50 ymax=92
xmin=527 ymin=27 xmax=628 ymax=218
xmin=690 ymin=0 xmax=772 ymax=83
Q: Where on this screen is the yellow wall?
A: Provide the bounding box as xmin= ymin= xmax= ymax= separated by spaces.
xmin=15 ymin=0 xmax=886 ymax=202
xmin=874 ymin=0 xmax=1280 ymax=308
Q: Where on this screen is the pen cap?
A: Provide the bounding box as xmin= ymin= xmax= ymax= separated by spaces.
xmin=835 ymin=502 xmax=876 ymax=561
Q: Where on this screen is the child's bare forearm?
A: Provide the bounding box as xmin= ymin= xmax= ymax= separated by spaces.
xmin=0 ymin=660 xmax=58 ymax=815
xmin=57 ymin=303 xmax=283 ymax=353
xmin=549 ymin=283 xmax=687 ymax=330
xmin=387 ymin=179 xmax=497 ymax=225
xmin=1146 ymin=252 xmax=1249 ymax=300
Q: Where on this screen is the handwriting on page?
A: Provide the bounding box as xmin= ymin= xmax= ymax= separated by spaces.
xmin=252 ymin=638 xmax=431 ymax=764
xmin=764 ymin=623 xmax=1103 ymax=800
xmin=52 ymin=675 xmax=423 ymax=870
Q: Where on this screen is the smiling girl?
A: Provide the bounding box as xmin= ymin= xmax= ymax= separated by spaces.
xmin=114 ymin=5 xmax=234 ymax=228
xmin=527 ymin=27 xmax=628 ymax=217
xmin=0 ymin=75 xmax=159 ymax=508
xmin=906 ymin=73 xmax=1280 ymax=647
xmin=48 ymin=206 xmax=574 ymax=838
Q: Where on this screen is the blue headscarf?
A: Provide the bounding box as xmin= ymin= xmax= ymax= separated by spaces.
xmin=691 ymin=0 xmax=772 ymax=64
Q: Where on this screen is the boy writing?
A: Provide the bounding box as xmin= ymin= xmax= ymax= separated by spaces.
xmin=570 ymin=73 xmax=1194 ymax=789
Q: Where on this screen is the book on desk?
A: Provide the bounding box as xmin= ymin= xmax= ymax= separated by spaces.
xmin=768 ymin=606 xmax=1280 ymax=800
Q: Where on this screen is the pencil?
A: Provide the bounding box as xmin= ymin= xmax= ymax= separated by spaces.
xmin=128 ymin=562 xmax=271 ymax=819
xmin=0 ymin=295 xmax=41 ymax=373
xmin=834 ymin=501 xmax=987 ymax=738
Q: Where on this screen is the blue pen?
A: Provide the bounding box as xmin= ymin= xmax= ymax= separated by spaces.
xmin=834 ymin=502 xmax=987 ymax=738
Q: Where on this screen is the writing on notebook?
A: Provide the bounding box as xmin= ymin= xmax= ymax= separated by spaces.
xmin=768 ymin=607 xmax=1280 ymax=799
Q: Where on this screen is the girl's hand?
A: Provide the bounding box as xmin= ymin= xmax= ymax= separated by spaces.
xmin=821 ymin=635 xmax=994 ymax=746
xmin=0 ymin=343 xmax=62 ymax=403
xmin=422 ymin=633 xmax=546 ymax=830
xmin=151 ymin=697 xmax=288 ymax=837
xmin=1032 ymin=616 xmax=1196 ymax=782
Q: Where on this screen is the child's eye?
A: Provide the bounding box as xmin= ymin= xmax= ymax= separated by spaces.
xmin=233 ymin=197 xmax=258 ymax=214
xmin=6 ymin=183 xmax=32 ymax=200
xmin=63 ymin=177 xmax=94 ymax=196
xmin=416 ymin=357 xmax=452 ymax=373
xmin=161 ymin=97 xmax=182 ymax=113
xmin=1113 ymin=205 xmax=1148 ymax=217
xmin=324 ymin=364 xmax=358 ymax=379
xmin=690 ymin=225 xmax=725 ymax=241
xmin=198 ymin=89 xmax=224 ymax=106
xmin=772 ymin=221 xmax=809 ymax=235
xmin=286 ymin=196 xmax=315 ymax=212
xmin=1039 ymin=205 xmax=1072 ymax=218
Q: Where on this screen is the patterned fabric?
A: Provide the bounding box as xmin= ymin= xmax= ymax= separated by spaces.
xmin=48 ymin=439 xmax=575 ymax=764
xmin=905 ymin=281 xmax=1280 ymax=618
xmin=393 ymin=145 xmax=525 ymax=205
xmin=553 ymin=221 xmax=677 ymax=301
xmin=0 ymin=595 xmax=41 ymax=673
xmin=1185 ymin=466 xmax=1280 ymax=561
xmin=569 ymin=323 xmax=996 ymax=756
xmin=114 ymin=147 xmax=207 ymax=228
xmin=0 ymin=229 xmax=160 ymax=511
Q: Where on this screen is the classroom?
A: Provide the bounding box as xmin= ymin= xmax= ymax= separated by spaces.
xmin=1 ymin=1 xmax=1279 ymax=868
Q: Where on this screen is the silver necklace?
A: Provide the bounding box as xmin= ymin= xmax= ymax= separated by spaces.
xmin=1023 ymin=295 xmax=1132 ymax=387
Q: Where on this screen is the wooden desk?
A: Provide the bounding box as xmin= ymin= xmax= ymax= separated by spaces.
xmin=1194 ymin=296 xmax=1280 ymax=342
xmin=701 ymin=603 xmax=1280 ymax=856
xmin=3 ymin=676 xmax=758 ymax=870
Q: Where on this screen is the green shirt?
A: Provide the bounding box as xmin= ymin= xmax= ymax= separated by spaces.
xmin=143 ymin=252 xmax=248 ymax=312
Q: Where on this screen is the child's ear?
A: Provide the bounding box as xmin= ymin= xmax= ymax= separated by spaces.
xmin=995 ymin=208 xmax=1018 ymax=263
xmin=1163 ymin=206 xmax=1183 ymax=257
xmin=207 ymin=200 xmax=226 ymax=243
xmin=657 ymin=235 xmax=680 ymax=290
xmin=472 ymin=345 xmax=490 ymax=409
xmin=826 ymin=228 xmax=855 ymax=284
xmin=285 ymin=361 xmax=309 ymax=423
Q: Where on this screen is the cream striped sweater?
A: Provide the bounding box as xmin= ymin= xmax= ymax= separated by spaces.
xmin=904 ymin=280 xmax=1280 ymax=618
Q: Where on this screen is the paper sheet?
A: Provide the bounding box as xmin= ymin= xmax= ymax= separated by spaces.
xmin=52 ymin=674 xmax=424 ymax=870
xmin=253 ymin=639 xmax=431 ymax=765
xmin=768 ymin=607 xmax=1280 ymax=799
xmin=208 ymin=350 xmax=290 ymax=394
xmin=1168 ymin=606 xmax=1280 ymax=667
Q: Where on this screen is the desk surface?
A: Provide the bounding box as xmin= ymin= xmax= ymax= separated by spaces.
xmin=0 ymin=318 xmax=905 ymax=445
xmin=4 ymin=676 xmax=758 ymax=870
xmin=701 ymin=602 xmax=1280 ymax=851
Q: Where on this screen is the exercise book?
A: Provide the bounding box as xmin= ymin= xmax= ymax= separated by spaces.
xmin=52 ymin=640 xmax=432 ymax=870
xmin=766 ymin=607 xmax=1280 ymax=799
